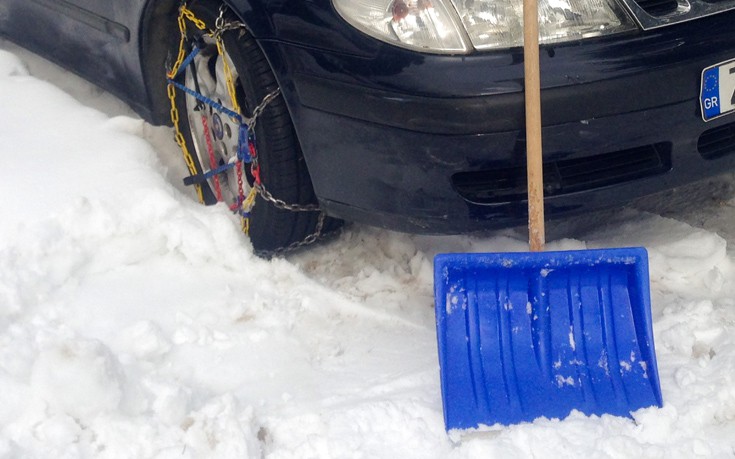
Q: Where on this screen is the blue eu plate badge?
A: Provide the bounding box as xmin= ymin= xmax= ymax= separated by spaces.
xmin=701 ymin=59 xmax=735 ymax=122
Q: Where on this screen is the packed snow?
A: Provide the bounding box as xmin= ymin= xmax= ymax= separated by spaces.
xmin=1 ymin=40 xmax=734 ymax=458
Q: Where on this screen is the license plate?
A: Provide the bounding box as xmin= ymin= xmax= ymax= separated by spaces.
xmin=701 ymin=58 xmax=735 ymax=122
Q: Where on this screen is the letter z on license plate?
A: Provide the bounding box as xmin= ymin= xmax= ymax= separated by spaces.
xmin=701 ymin=58 xmax=735 ymax=122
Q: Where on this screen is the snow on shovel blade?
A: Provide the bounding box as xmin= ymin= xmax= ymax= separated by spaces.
xmin=434 ymin=247 xmax=663 ymax=430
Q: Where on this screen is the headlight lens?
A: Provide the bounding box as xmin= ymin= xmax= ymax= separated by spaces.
xmin=332 ymin=0 xmax=636 ymax=53
xmin=451 ymin=0 xmax=636 ymax=50
xmin=332 ymin=0 xmax=470 ymax=54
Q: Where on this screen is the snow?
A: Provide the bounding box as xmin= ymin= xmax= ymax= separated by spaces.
xmin=1 ymin=40 xmax=735 ymax=458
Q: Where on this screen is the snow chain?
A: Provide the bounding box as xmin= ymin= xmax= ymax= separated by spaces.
xmin=166 ymin=3 xmax=326 ymax=256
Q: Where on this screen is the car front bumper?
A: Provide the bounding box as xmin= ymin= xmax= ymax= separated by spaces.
xmin=261 ymin=10 xmax=735 ymax=233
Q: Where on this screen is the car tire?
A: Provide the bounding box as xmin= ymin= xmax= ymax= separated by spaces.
xmin=171 ymin=0 xmax=340 ymax=255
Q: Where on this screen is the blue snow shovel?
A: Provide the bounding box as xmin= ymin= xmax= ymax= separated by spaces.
xmin=433 ymin=0 xmax=663 ymax=430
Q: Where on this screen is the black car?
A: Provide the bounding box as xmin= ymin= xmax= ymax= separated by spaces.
xmin=2 ymin=0 xmax=735 ymax=254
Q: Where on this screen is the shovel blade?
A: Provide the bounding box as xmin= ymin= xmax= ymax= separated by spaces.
xmin=434 ymin=247 xmax=663 ymax=430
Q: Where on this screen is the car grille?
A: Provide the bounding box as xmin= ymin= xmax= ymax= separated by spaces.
xmin=452 ymin=143 xmax=672 ymax=205
xmin=620 ymin=0 xmax=735 ymax=29
xmin=698 ymin=121 xmax=735 ymax=160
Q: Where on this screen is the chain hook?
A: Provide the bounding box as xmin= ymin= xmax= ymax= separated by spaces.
xmin=215 ymin=4 xmax=226 ymax=33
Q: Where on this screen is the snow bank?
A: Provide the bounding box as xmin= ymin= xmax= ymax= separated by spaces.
xmin=1 ymin=46 xmax=734 ymax=458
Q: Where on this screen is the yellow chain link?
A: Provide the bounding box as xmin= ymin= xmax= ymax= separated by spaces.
xmin=215 ymin=36 xmax=242 ymax=117
xmin=240 ymin=187 xmax=258 ymax=234
xmin=167 ymin=6 xmax=206 ymax=79
xmin=166 ymin=5 xmax=210 ymax=204
xmin=182 ymin=7 xmax=207 ymax=30
xmin=168 ymin=81 xmax=204 ymax=203
xmin=243 ymin=186 xmax=258 ymax=209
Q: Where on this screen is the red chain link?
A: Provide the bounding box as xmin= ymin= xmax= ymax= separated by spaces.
xmin=248 ymin=138 xmax=262 ymax=185
xmin=232 ymin=159 xmax=246 ymax=212
xmin=200 ymin=115 xmax=224 ymax=202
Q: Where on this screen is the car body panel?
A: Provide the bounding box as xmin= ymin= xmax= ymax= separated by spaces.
xmin=259 ymin=10 xmax=735 ymax=231
xmin=0 ymin=0 xmax=160 ymax=121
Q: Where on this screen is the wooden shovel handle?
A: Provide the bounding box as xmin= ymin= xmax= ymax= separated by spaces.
xmin=524 ymin=0 xmax=545 ymax=252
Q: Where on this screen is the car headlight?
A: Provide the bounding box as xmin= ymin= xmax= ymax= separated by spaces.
xmin=332 ymin=0 xmax=470 ymax=53
xmin=454 ymin=0 xmax=637 ymax=50
xmin=332 ymin=0 xmax=637 ymax=54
